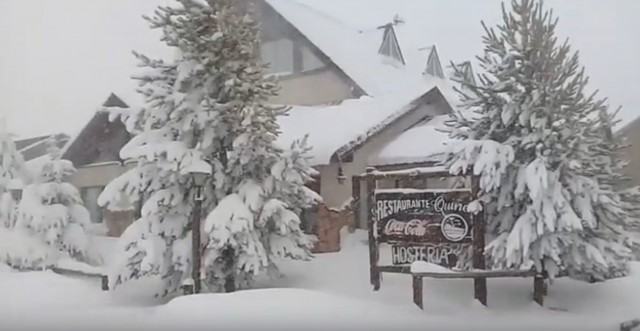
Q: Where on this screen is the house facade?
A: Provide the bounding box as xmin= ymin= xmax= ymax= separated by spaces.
xmin=62 ymin=0 xmax=474 ymax=243
xmin=618 ymin=117 xmax=640 ymax=187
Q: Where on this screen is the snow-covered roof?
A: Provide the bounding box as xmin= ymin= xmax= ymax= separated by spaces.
xmin=369 ymin=109 xmax=478 ymax=167
xmin=265 ymin=0 xmax=471 ymax=100
xmin=276 ymin=80 xmax=454 ymax=165
xmin=368 ymin=114 xmax=450 ymax=166
xmin=616 ymin=115 xmax=640 ymax=136
xmin=15 ymin=133 xmax=69 ymax=162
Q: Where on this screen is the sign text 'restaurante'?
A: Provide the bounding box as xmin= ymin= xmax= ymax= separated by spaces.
xmin=376 ymin=195 xmax=469 ymax=220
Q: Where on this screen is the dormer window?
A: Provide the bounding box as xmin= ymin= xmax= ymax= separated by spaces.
xmin=377 ymin=23 xmax=405 ymax=65
xmin=424 ymin=45 xmax=444 ymax=78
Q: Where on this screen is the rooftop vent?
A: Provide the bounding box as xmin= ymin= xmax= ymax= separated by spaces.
xmin=422 ymin=45 xmax=444 ymax=78
xmin=377 ymin=15 xmax=406 ymax=65
xmin=450 ymin=61 xmax=476 ymax=86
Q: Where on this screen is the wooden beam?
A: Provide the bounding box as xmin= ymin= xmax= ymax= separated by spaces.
xmin=411 ymin=269 xmax=536 ymax=279
xmin=412 ymin=275 xmax=424 ymax=310
xmin=533 ymin=274 xmax=545 ymax=306
xmin=376 ymin=265 xmax=411 ymax=274
xmin=365 ymin=167 xmax=381 ymax=290
xmin=471 ymin=175 xmax=488 ymax=306
xmin=351 ymin=175 xmax=360 ymax=231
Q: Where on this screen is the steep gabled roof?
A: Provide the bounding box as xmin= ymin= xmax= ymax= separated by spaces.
xmin=264 ymin=0 xmax=475 ymax=100
xmin=61 ymin=93 xmax=132 ymax=167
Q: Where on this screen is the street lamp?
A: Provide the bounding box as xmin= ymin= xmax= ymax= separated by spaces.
xmin=7 ymin=178 xmax=24 ymax=202
xmin=337 ymin=165 xmax=347 ymax=185
xmin=189 ymin=160 xmax=211 ymax=295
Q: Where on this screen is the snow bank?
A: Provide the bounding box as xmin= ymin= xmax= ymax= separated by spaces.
xmin=0 ymin=230 xmax=637 ymax=331
xmin=410 ymin=261 xmax=455 ymax=274
xmin=55 ymin=258 xmax=104 ymax=275
xmin=151 ymin=288 xmax=426 ymax=331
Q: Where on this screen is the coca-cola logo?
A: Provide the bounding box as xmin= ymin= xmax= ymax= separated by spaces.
xmin=383 ymin=219 xmax=431 ymax=237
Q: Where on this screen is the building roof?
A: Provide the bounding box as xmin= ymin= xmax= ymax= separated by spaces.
xmin=61 ymin=93 xmax=132 ymax=167
xmin=65 ymin=0 xmax=473 ymax=168
xmin=369 ymin=109 xmax=479 ymax=166
xmin=368 ymin=114 xmax=450 ymax=166
xmin=277 ymin=81 xmax=453 ymax=165
xmin=617 ymin=115 xmax=640 ymax=137
xmin=264 ymin=0 xmax=471 ymax=100
xmin=15 ymin=133 xmax=69 ymax=162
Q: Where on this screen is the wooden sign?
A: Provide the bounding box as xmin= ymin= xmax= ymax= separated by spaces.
xmin=355 ymin=167 xmax=485 ymax=297
xmin=375 ymin=189 xmax=473 ymax=266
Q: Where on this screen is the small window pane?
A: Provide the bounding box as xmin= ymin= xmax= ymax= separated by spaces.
xmin=261 ymin=39 xmax=294 ymax=75
xmin=301 ymin=47 xmax=324 ymax=72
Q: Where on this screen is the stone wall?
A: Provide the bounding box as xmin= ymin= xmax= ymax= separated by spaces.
xmin=105 ymin=210 xmax=135 ymax=237
xmin=311 ymin=203 xmax=355 ymax=253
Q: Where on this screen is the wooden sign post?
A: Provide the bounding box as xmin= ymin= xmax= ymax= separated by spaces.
xmin=355 ymin=166 xmax=544 ymax=307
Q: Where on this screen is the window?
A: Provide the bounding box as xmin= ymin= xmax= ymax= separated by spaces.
xmin=301 ymin=47 xmax=324 ymax=72
xmin=261 ymin=38 xmax=294 ymax=75
xmin=261 ymin=38 xmax=326 ymax=76
xmin=80 ymin=186 xmax=105 ymax=223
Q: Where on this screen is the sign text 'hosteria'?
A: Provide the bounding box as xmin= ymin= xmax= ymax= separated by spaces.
xmin=375 ymin=190 xmax=474 ymax=245
xmin=391 ymin=244 xmax=468 ymax=267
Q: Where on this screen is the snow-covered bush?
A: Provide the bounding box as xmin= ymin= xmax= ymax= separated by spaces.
xmin=441 ymin=0 xmax=639 ymax=280
xmin=0 ymin=118 xmax=27 ymax=195
xmin=99 ymin=0 xmax=319 ymax=297
xmin=0 ymin=118 xmax=28 ymax=229
xmin=12 ymin=137 xmax=92 ymax=269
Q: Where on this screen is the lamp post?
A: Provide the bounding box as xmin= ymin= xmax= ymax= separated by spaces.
xmin=7 ymin=178 xmax=23 ymax=202
xmin=189 ymin=162 xmax=211 ymax=294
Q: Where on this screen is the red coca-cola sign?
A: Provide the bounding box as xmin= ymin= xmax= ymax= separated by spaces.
xmin=383 ymin=219 xmax=430 ymax=237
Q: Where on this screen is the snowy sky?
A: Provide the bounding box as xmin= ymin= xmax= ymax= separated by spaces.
xmin=1 ymin=0 xmax=638 ymax=139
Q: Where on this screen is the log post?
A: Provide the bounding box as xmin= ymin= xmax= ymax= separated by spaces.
xmin=352 ymin=175 xmax=360 ymax=231
xmin=101 ymin=275 xmax=109 ymax=291
xmin=412 ymin=275 xmax=424 ymax=309
xmin=471 ymin=175 xmax=487 ymax=306
xmin=365 ymin=167 xmax=381 ymax=290
xmin=533 ymin=273 xmax=545 ymax=306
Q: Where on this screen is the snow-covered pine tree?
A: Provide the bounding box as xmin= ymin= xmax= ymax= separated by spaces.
xmin=203 ymin=135 xmax=318 ymax=292
xmin=584 ymin=106 xmax=640 ymax=271
xmin=13 ymin=135 xmax=91 ymax=268
xmin=98 ymin=0 xmax=318 ymax=297
xmin=442 ymin=0 xmax=637 ymax=280
xmin=0 ymin=117 xmax=27 ymax=228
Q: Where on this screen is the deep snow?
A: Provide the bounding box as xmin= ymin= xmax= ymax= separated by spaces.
xmin=0 ymin=230 xmax=638 ymax=331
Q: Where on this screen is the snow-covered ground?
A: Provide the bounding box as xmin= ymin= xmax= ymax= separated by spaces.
xmin=0 ymin=230 xmax=638 ymax=331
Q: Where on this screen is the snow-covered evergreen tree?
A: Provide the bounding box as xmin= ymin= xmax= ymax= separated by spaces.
xmin=0 ymin=117 xmax=27 ymax=228
xmin=99 ymin=0 xmax=318 ymax=297
xmin=442 ymin=0 xmax=637 ymax=280
xmin=13 ymin=135 xmax=91 ymax=268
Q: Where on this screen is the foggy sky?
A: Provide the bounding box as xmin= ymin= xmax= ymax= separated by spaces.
xmin=1 ymin=0 xmax=638 ymax=139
